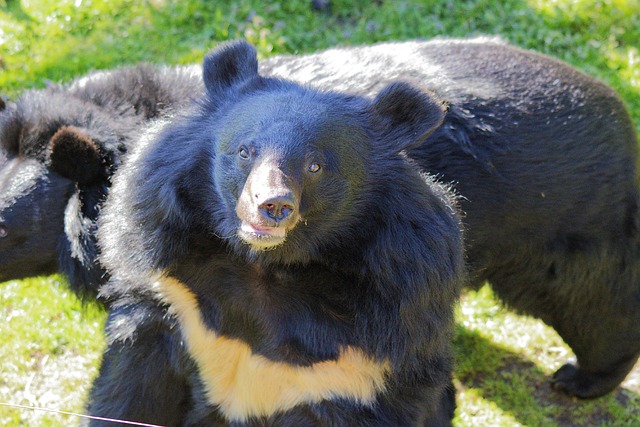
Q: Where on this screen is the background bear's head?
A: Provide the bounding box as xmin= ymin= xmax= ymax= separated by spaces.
xmin=0 ymin=93 xmax=122 ymax=293
xmin=0 ymin=65 xmax=202 ymax=299
xmin=0 ymin=156 xmax=72 ymax=280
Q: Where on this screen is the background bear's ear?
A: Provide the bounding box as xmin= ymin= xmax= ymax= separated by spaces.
xmin=49 ymin=126 xmax=104 ymax=185
xmin=371 ymin=82 xmax=446 ymax=153
xmin=0 ymin=97 xmax=5 ymax=112
xmin=203 ymin=40 xmax=259 ymax=98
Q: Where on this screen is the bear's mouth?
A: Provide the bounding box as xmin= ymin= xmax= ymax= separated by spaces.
xmin=238 ymin=221 xmax=288 ymax=249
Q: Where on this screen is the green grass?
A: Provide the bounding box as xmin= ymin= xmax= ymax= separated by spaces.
xmin=0 ymin=276 xmax=105 ymax=426
xmin=455 ymin=287 xmax=640 ymax=426
xmin=1 ymin=0 xmax=639 ymax=132
xmin=1 ymin=0 xmax=639 ymax=426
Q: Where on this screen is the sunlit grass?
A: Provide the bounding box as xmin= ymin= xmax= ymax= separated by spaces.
xmin=0 ymin=276 xmax=105 ymax=426
xmin=456 ymin=286 xmax=640 ymax=426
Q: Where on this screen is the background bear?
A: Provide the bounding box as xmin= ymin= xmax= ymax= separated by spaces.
xmin=87 ymin=40 xmax=465 ymax=426
xmin=261 ymin=38 xmax=640 ymax=399
xmin=0 ymin=65 xmax=202 ymax=300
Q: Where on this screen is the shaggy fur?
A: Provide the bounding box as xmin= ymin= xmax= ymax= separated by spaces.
xmin=87 ymin=40 xmax=464 ymax=426
xmin=0 ymin=64 xmax=202 ymax=300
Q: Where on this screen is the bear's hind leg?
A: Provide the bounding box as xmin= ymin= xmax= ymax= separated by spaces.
xmin=486 ymin=243 xmax=640 ymax=398
xmin=551 ymin=352 xmax=639 ymax=398
xmin=545 ymin=248 xmax=640 ymax=398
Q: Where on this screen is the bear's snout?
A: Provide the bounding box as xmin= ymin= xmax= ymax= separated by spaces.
xmin=235 ymin=159 xmax=302 ymax=249
xmin=258 ymin=193 xmax=296 ymax=223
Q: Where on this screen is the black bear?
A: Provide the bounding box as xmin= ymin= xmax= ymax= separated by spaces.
xmin=0 ymin=65 xmax=202 ymax=300
xmin=261 ymin=38 xmax=640 ymax=399
xmin=87 ymin=40 xmax=465 ymax=426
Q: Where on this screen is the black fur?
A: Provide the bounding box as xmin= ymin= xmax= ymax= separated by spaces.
xmin=0 ymin=64 xmax=202 ymax=300
xmin=88 ymin=40 xmax=464 ymax=426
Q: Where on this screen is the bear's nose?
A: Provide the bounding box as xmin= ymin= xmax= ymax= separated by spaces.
xmin=258 ymin=194 xmax=296 ymax=223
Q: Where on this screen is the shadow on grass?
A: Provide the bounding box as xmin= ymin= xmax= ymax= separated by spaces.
xmin=454 ymin=325 xmax=640 ymax=426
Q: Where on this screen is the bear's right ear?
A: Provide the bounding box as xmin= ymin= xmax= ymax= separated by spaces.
xmin=371 ymin=82 xmax=446 ymax=153
xmin=203 ymin=40 xmax=259 ymax=98
xmin=49 ymin=126 xmax=104 ymax=185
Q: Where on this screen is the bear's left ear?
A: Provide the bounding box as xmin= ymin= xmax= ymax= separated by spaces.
xmin=203 ymin=40 xmax=259 ymax=99
xmin=371 ymin=82 xmax=446 ymax=153
xmin=49 ymin=126 xmax=104 ymax=185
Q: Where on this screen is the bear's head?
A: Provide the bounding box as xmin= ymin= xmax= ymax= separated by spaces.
xmin=206 ymin=42 xmax=446 ymax=261
xmin=117 ymin=40 xmax=448 ymax=268
xmin=0 ymin=156 xmax=71 ymax=281
xmin=0 ymin=91 xmax=126 ymax=295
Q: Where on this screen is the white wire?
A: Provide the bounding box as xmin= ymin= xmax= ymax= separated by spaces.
xmin=0 ymin=402 xmax=166 ymax=427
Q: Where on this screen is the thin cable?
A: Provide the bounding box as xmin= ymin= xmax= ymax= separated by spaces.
xmin=0 ymin=402 xmax=166 ymax=427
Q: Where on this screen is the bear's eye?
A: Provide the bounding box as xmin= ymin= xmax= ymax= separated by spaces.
xmin=0 ymin=225 xmax=7 ymax=239
xmin=308 ymin=163 xmax=322 ymax=174
xmin=238 ymin=146 xmax=250 ymax=159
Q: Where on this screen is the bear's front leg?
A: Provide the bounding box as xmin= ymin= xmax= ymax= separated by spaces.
xmin=84 ymin=306 xmax=190 ymax=427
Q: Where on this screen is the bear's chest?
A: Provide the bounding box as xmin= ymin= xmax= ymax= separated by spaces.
xmin=173 ymin=258 xmax=359 ymax=364
xmin=153 ymin=262 xmax=390 ymax=423
xmin=210 ymin=264 xmax=358 ymax=365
